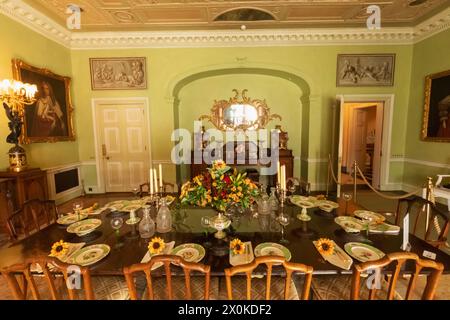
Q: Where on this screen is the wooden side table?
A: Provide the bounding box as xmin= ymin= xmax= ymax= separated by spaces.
xmin=0 ymin=169 xmax=49 ymax=232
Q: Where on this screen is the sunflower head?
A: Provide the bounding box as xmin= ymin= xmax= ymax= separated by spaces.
xmin=50 ymin=240 xmax=69 ymax=257
xmin=315 ymin=238 xmax=335 ymax=256
xmin=148 ymin=237 xmax=165 ymax=255
xmin=230 ymin=238 xmax=245 ymax=255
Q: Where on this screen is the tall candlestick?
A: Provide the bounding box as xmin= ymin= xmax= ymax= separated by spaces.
xmin=159 ymin=164 xmax=163 ymax=188
xmin=153 ymin=168 xmax=158 ymax=193
xmin=149 ymin=169 xmax=154 ymax=194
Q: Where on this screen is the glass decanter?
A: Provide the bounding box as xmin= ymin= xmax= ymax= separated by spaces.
xmin=257 ymin=184 xmax=271 ymax=215
xmin=139 ymin=206 xmax=155 ymax=239
xmin=269 ymin=187 xmax=279 ymax=211
xmin=156 ymin=198 xmax=172 ymax=233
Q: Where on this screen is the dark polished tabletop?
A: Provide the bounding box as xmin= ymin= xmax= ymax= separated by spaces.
xmin=0 ymin=197 xmax=449 ymax=276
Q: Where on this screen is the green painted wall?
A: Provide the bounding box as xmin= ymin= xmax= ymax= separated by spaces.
xmin=0 ymin=15 xmax=78 ymax=170
xmin=71 ymin=44 xmax=413 ymax=190
xmin=4 ymin=12 xmax=449 ymax=192
xmin=403 ymin=28 xmax=450 ymax=187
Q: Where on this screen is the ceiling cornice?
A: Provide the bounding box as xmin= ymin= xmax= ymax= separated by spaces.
xmin=1 ymin=0 xmax=449 ymax=50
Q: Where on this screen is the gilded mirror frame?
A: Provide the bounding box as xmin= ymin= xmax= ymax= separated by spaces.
xmin=199 ymin=89 xmax=281 ymax=131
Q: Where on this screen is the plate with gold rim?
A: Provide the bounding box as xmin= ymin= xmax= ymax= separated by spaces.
xmin=67 ymin=219 xmax=102 ymax=236
xmin=68 ymin=244 xmax=110 ymax=266
xmin=57 ymin=213 xmax=88 ymax=225
xmin=344 ymin=242 xmax=385 ymax=262
xmin=254 ymin=243 xmax=291 ymax=262
xmin=171 ymin=243 xmax=205 ymax=263
xmin=354 ymin=210 xmax=386 ymax=222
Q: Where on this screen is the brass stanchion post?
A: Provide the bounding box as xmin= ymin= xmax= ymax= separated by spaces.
xmin=326 ymin=155 xmax=331 ymax=197
xmin=425 ymin=177 xmax=434 ymax=232
xmin=353 ymin=161 xmax=357 ymax=203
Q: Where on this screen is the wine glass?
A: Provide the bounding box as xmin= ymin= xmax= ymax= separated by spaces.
xmin=132 ymin=187 xmax=140 ymax=199
xmin=200 ymin=216 xmax=211 ymax=236
xmin=277 ymin=212 xmax=290 ymax=244
xmin=342 ymin=192 xmax=353 ymax=215
xmin=111 ymin=217 xmax=124 ymax=249
xmin=72 ymin=200 xmax=84 ymax=221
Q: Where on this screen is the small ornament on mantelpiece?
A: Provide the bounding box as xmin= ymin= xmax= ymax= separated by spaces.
xmin=275 ymin=125 xmax=289 ymax=150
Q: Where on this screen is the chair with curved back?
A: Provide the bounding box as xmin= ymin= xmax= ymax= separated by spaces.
xmin=224 ymin=256 xmax=313 ymax=300
xmin=7 ymin=199 xmax=59 ymax=241
xmin=395 ymin=197 xmax=450 ymax=249
xmin=123 ymin=254 xmax=214 ymax=300
xmin=1 ymin=256 xmax=94 ymax=300
xmin=351 ymin=252 xmax=444 ymax=300
xmin=139 ymin=181 xmax=176 ymax=197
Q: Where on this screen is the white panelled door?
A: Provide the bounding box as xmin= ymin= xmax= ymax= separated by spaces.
xmin=96 ymin=102 xmax=150 ymax=192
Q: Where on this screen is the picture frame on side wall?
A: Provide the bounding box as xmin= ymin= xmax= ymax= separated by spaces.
xmin=89 ymin=57 xmax=147 ymax=90
xmin=336 ymin=54 xmax=395 ymax=87
xmin=12 ymin=59 xmax=75 ymax=144
xmin=422 ymin=69 xmax=450 ymax=142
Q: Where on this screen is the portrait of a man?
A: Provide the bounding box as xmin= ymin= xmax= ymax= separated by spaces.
xmin=12 ymin=59 xmax=75 ymax=143
xmin=422 ymin=70 xmax=450 ymax=142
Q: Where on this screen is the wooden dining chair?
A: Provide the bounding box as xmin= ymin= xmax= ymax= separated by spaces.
xmin=351 ymin=252 xmax=444 ymax=300
xmin=395 ymin=197 xmax=450 ymax=249
xmin=139 ymin=181 xmax=176 ymax=197
xmin=1 ymin=256 xmax=94 ymax=300
xmin=224 ymin=256 xmax=313 ymax=300
xmin=123 ymin=254 xmax=213 ymax=300
xmin=7 ymin=199 xmax=59 ymax=241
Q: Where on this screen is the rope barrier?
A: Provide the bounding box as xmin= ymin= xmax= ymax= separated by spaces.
xmin=355 ymin=165 xmax=423 ymax=200
xmin=328 ymin=159 xmax=341 ymax=185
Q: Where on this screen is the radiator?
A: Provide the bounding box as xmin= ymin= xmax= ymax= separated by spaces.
xmin=46 ymin=164 xmax=83 ymax=204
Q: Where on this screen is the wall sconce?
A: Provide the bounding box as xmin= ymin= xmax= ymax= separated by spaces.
xmin=0 ymin=79 xmax=37 ymax=172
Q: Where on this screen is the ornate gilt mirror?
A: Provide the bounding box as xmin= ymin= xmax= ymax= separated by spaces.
xmin=199 ymin=89 xmax=281 ymax=131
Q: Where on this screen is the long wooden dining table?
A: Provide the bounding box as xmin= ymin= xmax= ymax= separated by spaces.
xmin=0 ymin=197 xmax=449 ymax=277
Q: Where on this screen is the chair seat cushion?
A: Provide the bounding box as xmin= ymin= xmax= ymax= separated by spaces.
xmin=218 ymin=276 xmax=299 ymax=300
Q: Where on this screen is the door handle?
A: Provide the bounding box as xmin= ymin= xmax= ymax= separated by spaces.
xmin=102 ymin=144 xmax=110 ymax=160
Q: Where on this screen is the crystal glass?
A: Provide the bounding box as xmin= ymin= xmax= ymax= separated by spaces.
xmin=138 ymin=206 xmax=155 ymax=239
xmin=111 ymin=217 xmax=123 ymax=235
xmin=72 ymin=200 xmax=84 ymax=220
xmin=201 ymin=216 xmax=211 ymax=236
xmin=156 ymin=198 xmax=172 ymax=233
xmin=132 ymin=187 xmax=140 ymax=199
xmin=277 ymin=212 xmax=290 ymax=244
xmin=269 ymin=187 xmax=279 ymax=212
xmin=342 ymin=192 xmax=353 ymax=215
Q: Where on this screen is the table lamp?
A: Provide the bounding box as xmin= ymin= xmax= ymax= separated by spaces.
xmin=0 ymin=79 xmax=37 ymax=172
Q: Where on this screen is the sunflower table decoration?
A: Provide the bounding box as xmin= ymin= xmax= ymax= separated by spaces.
xmin=148 ymin=237 xmax=166 ymax=255
xmin=230 ymin=238 xmax=245 ymax=255
xmin=50 ymin=240 xmax=69 ymax=258
xmin=315 ymin=238 xmax=335 ymax=256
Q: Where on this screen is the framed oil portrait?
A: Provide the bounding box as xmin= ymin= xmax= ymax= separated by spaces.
xmin=12 ymin=59 xmax=75 ymax=144
xmin=336 ymin=54 xmax=395 ymax=87
xmin=89 ymin=57 xmax=147 ymax=90
xmin=422 ymin=69 xmax=450 ymax=142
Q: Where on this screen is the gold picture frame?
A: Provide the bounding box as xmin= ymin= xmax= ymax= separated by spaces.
xmin=421 ymin=69 xmax=450 ymax=142
xmin=12 ymin=59 xmax=75 ymax=144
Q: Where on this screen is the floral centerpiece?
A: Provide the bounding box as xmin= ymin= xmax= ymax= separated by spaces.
xmin=180 ymin=160 xmax=259 ymax=239
xmin=180 ymin=160 xmax=259 ymax=212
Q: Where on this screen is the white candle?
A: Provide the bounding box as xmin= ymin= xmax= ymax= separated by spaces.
xmin=277 ymin=161 xmax=281 ymax=185
xmin=281 ymin=165 xmax=286 ymax=190
xmin=153 ymin=168 xmax=158 ymax=192
xmin=149 ymin=169 xmax=154 ymax=194
xmin=159 ymin=164 xmax=163 ymax=188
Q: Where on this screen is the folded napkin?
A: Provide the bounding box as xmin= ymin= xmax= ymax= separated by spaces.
xmin=230 ymin=241 xmax=255 ymax=267
xmin=313 ymin=240 xmax=353 ymax=270
xmin=141 ymin=241 xmax=175 ymax=270
xmin=31 ymin=242 xmax=86 ymax=273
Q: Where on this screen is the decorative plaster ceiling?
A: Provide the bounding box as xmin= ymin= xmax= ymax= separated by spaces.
xmin=21 ymin=0 xmax=450 ymax=31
